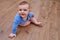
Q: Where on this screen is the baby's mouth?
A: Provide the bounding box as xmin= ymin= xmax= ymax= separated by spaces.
xmin=21 ymin=14 xmax=25 ymax=15
xmin=20 ymin=14 xmax=26 ymax=17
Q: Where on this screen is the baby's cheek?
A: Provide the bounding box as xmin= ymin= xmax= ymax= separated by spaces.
xmin=18 ymin=10 xmax=22 ymax=12
xmin=25 ymin=12 xmax=29 ymax=14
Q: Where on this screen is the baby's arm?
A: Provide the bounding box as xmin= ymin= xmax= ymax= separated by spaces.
xmin=12 ymin=19 xmax=19 ymax=34
xmin=9 ymin=14 xmax=20 ymax=38
xmin=11 ymin=14 xmax=20 ymax=34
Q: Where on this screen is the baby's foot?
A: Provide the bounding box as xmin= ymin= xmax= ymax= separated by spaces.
xmin=8 ymin=33 xmax=16 ymax=39
xmin=36 ymin=22 xmax=43 ymax=27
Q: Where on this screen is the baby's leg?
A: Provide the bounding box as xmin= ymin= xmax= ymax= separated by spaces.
xmin=30 ymin=17 xmax=42 ymax=26
xmin=21 ymin=21 xmax=31 ymax=27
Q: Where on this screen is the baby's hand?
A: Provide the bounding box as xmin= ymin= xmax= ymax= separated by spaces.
xmin=8 ymin=33 xmax=16 ymax=39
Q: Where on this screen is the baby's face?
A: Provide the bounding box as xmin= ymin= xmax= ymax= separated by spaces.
xmin=18 ymin=4 xmax=30 ymax=18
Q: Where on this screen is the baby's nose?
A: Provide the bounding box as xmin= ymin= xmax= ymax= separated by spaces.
xmin=21 ymin=10 xmax=24 ymax=12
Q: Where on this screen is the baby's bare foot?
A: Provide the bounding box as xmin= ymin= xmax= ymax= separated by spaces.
xmin=36 ymin=22 xmax=43 ymax=27
xmin=8 ymin=33 xmax=16 ymax=39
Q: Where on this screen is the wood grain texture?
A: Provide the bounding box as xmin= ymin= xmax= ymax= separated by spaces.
xmin=0 ymin=0 xmax=59 ymax=40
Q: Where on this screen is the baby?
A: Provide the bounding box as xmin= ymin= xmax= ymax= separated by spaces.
xmin=9 ymin=1 xmax=42 ymax=38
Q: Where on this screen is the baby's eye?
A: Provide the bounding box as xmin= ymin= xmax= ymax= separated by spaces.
xmin=24 ymin=9 xmax=27 ymax=11
xmin=19 ymin=9 xmax=22 ymax=11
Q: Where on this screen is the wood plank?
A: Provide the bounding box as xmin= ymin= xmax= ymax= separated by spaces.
xmin=0 ymin=0 xmax=59 ymax=40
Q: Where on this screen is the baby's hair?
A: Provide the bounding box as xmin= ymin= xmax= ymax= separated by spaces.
xmin=19 ymin=1 xmax=30 ymax=8
xmin=19 ymin=1 xmax=29 ymax=5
